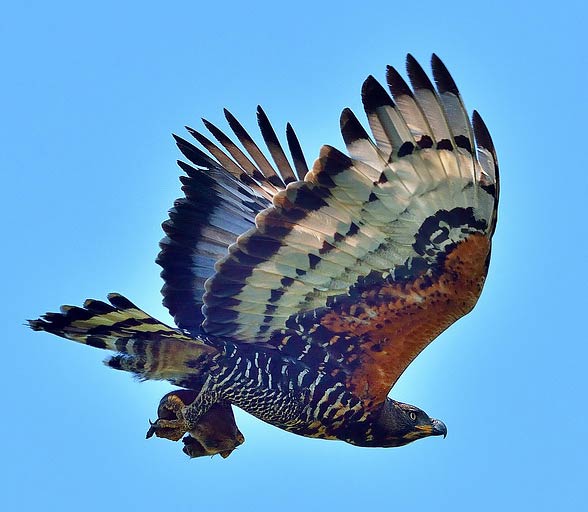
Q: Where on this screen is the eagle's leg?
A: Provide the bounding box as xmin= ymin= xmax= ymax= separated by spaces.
xmin=146 ymin=390 xmax=244 ymax=458
xmin=146 ymin=389 xmax=197 ymax=441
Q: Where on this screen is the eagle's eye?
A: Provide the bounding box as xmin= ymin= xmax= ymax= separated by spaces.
xmin=409 ymin=412 xmax=417 ymax=421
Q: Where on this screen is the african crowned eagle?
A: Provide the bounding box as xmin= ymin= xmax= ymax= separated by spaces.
xmin=30 ymin=54 xmax=498 ymax=459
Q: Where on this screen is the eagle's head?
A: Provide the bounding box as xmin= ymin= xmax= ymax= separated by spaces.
xmin=349 ymin=398 xmax=447 ymax=447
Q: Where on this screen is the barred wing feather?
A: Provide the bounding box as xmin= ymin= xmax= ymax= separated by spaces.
xmin=158 ymin=107 xmax=308 ymax=333
xmin=162 ymin=55 xmax=498 ymax=406
xmin=202 ymin=55 xmax=498 ymax=348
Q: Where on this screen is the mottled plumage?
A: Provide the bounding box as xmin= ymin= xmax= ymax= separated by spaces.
xmin=30 ymin=55 xmax=498 ymax=458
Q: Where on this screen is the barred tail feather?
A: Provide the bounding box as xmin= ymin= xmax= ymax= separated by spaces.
xmin=28 ymin=293 xmax=216 ymax=384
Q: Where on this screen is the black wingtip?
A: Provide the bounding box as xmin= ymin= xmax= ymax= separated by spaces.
xmin=83 ymin=298 xmax=117 ymax=314
xmin=472 ymin=110 xmax=496 ymax=157
xmin=173 ymin=133 xmax=195 ymax=152
xmin=223 ymin=108 xmax=238 ymax=127
xmin=174 ymin=133 xmax=212 ymax=167
xmin=406 ymin=54 xmax=435 ymax=92
xmin=285 ymin=122 xmax=309 ymax=181
xmin=186 ymin=125 xmax=216 ymax=150
xmin=386 ymin=65 xmax=413 ymax=98
xmin=224 ymin=108 xmax=257 ymax=146
xmin=107 ymin=293 xmax=138 ymax=310
xmin=201 ymin=118 xmax=237 ymax=152
xmin=431 ymin=54 xmax=460 ymax=95
xmin=472 ymin=110 xmax=499 ymax=229
xmin=255 ymin=105 xmax=272 ymax=130
xmin=201 ymin=118 xmax=228 ymax=143
xmin=28 ymin=318 xmax=45 ymax=331
xmin=361 ymin=75 xmax=394 ymax=113
xmin=176 ymin=159 xmax=197 ymax=176
xmin=317 ymin=145 xmax=353 ymax=176
xmin=254 ymin=105 xmax=293 ymax=178
xmin=256 ymin=105 xmax=273 ymax=136
xmin=473 ymin=110 xmax=499 ymax=191
xmin=340 ymin=108 xmax=370 ymax=146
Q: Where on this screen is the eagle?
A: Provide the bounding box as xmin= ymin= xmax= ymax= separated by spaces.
xmin=30 ymin=54 xmax=498 ymax=459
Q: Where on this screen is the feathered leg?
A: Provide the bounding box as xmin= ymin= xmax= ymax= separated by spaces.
xmin=146 ymin=390 xmax=244 ymax=458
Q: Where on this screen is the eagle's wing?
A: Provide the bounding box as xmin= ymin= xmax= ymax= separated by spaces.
xmin=157 ymin=107 xmax=309 ymax=333
xmin=163 ymin=55 xmax=498 ymax=408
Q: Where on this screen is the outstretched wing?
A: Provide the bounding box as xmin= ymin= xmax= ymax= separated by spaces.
xmin=198 ymin=55 xmax=498 ymax=407
xmin=157 ymin=107 xmax=309 ymax=333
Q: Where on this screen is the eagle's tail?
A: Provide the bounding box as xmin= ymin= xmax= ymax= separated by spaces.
xmin=28 ymin=293 xmax=216 ymax=384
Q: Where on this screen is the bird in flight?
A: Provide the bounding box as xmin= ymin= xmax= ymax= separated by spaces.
xmin=30 ymin=54 xmax=498 ymax=459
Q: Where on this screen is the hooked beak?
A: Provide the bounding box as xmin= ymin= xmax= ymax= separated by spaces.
xmin=431 ymin=419 xmax=447 ymax=439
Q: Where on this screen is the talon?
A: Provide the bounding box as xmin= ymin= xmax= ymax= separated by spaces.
xmin=146 ymin=391 xmax=245 ymax=459
xmin=146 ymin=420 xmax=157 ymax=439
xmin=145 ymin=391 xmax=198 ymax=442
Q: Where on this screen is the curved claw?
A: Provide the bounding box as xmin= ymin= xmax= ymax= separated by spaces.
xmin=145 ymin=391 xmax=245 ymax=459
xmin=146 ymin=420 xmax=157 ymax=439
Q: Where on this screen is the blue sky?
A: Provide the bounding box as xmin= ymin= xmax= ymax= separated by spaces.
xmin=2 ymin=0 xmax=586 ymax=510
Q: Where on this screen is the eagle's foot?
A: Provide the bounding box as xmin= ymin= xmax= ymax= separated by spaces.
xmin=146 ymin=389 xmax=197 ymax=442
xmin=146 ymin=390 xmax=245 ymax=459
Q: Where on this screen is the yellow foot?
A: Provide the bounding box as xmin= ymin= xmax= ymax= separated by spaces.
xmin=146 ymin=391 xmax=245 ymax=459
xmin=146 ymin=390 xmax=197 ymax=441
